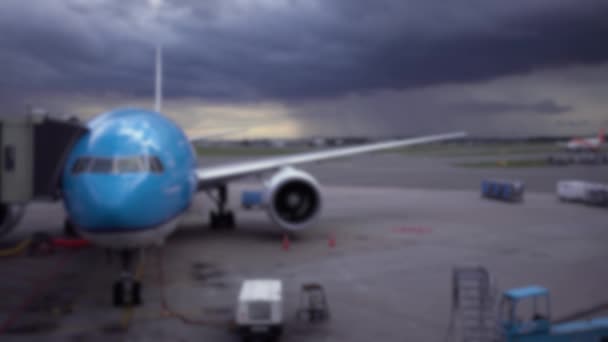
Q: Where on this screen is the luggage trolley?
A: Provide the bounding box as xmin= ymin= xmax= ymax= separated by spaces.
xmin=296 ymin=283 xmax=330 ymax=322
xmin=481 ymin=179 xmax=525 ymax=202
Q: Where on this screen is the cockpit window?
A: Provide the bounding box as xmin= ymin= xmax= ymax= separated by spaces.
xmin=90 ymin=158 xmax=113 ymax=173
xmin=149 ymin=156 xmax=164 ymax=173
xmin=71 ymin=155 xmax=164 ymax=174
xmin=72 ymin=157 xmax=92 ymax=174
xmin=115 ymin=157 xmax=144 ymax=173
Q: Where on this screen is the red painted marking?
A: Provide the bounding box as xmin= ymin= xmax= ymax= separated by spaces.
xmin=282 ymin=234 xmax=290 ymax=251
xmin=51 ymin=238 xmax=91 ymax=249
xmin=328 ymin=234 xmax=336 ymax=248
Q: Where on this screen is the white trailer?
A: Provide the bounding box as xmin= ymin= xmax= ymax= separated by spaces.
xmin=236 ymin=279 xmax=283 ymax=341
xmin=557 ymin=180 xmax=608 ymax=206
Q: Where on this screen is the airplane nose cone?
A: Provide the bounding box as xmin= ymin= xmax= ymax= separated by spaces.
xmin=90 ymin=183 xmax=132 ymax=222
xmin=63 ymin=169 xmax=195 ymax=235
xmin=66 ymin=175 xmax=159 ymax=232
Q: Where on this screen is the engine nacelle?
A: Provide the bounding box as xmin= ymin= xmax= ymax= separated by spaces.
xmin=0 ymin=203 xmax=26 ymax=238
xmin=264 ymin=167 xmax=322 ymax=231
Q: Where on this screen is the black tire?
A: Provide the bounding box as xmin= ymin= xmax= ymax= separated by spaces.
xmin=218 ymin=213 xmax=227 ymax=228
xmin=113 ymin=282 xmax=124 ymax=307
xmin=209 ymin=212 xmax=218 ymax=229
xmin=210 ymin=211 xmax=236 ymax=229
xmin=64 ymin=219 xmax=78 ymax=238
xmin=218 ymin=214 xmax=227 ymax=229
xmin=226 ymin=212 xmax=236 ymax=229
xmin=132 ymin=282 xmax=142 ymax=306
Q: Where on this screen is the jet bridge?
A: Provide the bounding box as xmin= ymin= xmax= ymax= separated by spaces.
xmin=0 ymin=115 xmax=88 ymax=237
xmin=0 ymin=115 xmax=88 ymax=202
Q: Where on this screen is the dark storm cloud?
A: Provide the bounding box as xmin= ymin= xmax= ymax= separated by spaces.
xmin=450 ymin=99 xmax=572 ymax=116
xmin=1 ymin=0 xmax=607 ymax=102
xmin=0 ymin=1 xmax=153 ymax=96
xmin=164 ymin=0 xmax=608 ymax=100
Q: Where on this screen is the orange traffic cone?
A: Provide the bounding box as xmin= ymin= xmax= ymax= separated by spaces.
xmin=282 ymin=234 xmax=290 ymax=251
xmin=328 ymin=233 xmax=336 ymax=248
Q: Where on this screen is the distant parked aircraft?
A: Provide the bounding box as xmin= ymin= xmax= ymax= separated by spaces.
xmin=560 ymin=128 xmax=605 ymax=152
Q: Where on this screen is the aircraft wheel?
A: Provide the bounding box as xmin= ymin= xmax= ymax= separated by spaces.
xmin=225 ymin=212 xmax=236 ymax=229
xmin=113 ymin=281 xmax=124 ymax=307
xmin=209 ymin=211 xmax=236 ymax=229
xmin=209 ymin=212 xmax=218 ymax=229
xmin=132 ymin=281 xmax=142 ymax=306
xmin=64 ymin=219 xmax=78 ymax=238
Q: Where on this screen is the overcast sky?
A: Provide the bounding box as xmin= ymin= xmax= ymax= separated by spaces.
xmin=1 ymin=0 xmax=607 ymax=138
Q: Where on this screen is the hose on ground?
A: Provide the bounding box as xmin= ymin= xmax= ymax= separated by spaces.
xmin=156 ymin=247 xmax=233 ymax=328
xmin=0 ymin=238 xmax=31 ymax=257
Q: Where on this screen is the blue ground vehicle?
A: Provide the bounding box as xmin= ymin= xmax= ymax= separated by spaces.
xmin=499 ymin=285 xmax=608 ymax=341
xmin=481 ymin=179 xmax=525 ymax=202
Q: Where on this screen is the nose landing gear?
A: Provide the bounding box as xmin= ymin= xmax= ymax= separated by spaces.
xmin=113 ymin=273 xmax=142 ymax=307
xmin=112 ymin=249 xmax=142 ymax=307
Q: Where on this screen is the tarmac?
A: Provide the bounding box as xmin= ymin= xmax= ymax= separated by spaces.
xmin=0 ymin=153 xmax=607 ymax=341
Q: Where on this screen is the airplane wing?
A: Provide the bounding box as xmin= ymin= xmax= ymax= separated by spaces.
xmin=196 ymin=131 xmax=466 ymax=188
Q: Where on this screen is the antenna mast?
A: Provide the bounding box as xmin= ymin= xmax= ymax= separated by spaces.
xmin=154 ymin=44 xmax=163 ymax=112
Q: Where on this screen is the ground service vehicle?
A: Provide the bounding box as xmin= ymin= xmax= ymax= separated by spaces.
xmin=236 ymin=279 xmax=283 ymax=341
xmin=499 ymin=285 xmax=608 ymax=341
xmin=557 ymin=180 xmax=608 ymax=206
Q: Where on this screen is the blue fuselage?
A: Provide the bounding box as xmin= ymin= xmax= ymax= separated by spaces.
xmin=61 ymin=109 xmax=198 ymax=247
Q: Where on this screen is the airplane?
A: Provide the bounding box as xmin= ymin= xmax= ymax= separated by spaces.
xmin=560 ymin=128 xmax=605 ymax=152
xmin=0 ymin=46 xmax=466 ymax=306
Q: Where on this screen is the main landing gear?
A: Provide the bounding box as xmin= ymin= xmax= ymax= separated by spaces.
xmin=207 ymin=184 xmax=236 ymax=229
xmin=112 ymin=249 xmax=142 ymax=307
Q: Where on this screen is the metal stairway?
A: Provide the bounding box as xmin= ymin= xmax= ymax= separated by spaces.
xmin=446 ymin=266 xmax=500 ymax=342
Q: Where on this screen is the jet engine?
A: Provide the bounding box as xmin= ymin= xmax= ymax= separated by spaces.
xmin=264 ymin=167 xmax=322 ymax=231
xmin=0 ymin=203 xmax=25 ymax=238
